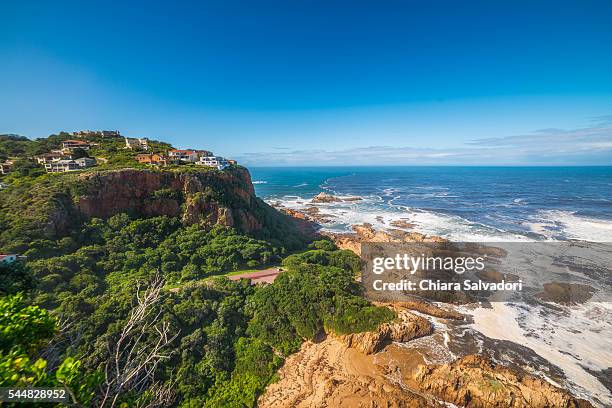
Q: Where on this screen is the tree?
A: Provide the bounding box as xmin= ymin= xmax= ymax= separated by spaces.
xmin=0 ymin=294 xmax=100 ymax=406
xmin=98 ymin=273 xmax=179 ymax=408
xmin=71 ymin=148 xmax=89 ymax=159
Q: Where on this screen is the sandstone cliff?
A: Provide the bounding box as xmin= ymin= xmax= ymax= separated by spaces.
xmin=3 ymin=167 xmax=307 ymax=248
xmin=75 ymin=167 xmax=263 ymax=232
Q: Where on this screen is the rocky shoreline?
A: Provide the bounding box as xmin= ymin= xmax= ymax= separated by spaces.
xmin=259 ymin=195 xmax=598 ymax=408
xmin=258 ymin=301 xmax=593 ymax=408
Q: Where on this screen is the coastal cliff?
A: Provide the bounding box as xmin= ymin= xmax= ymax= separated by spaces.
xmin=0 ymin=166 xmax=307 ymax=251
xmin=75 ymin=167 xmax=262 ymax=232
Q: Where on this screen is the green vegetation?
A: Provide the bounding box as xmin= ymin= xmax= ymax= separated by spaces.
xmin=0 ymin=228 xmax=392 ymax=406
xmin=0 ymin=294 xmax=101 ymax=407
xmin=0 ymin=132 xmax=394 ymax=407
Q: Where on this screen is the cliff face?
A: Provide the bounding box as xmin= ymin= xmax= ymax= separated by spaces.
xmin=73 ymin=167 xmax=265 ymax=234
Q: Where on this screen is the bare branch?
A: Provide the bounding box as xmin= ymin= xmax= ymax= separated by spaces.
xmin=96 ymin=272 xmax=179 ymax=408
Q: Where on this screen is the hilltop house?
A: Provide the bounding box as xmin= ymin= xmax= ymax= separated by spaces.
xmin=197 ymin=156 xmax=230 ymax=170
xmin=45 ymin=160 xmax=80 ymax=173
xmin=73 ymin=130 xmax=121 ymax=138
xmin=124 ymin=137 xmax=149 ymax=150
xmin=135 ymin=153 xmax=168 ymax=165
xmin=168 ymin=149 xmax=212 ymax=162
xmin=35 ymin=152 xmax=73 ymax=164
xmin=62 ymin=140 xmax=91 ymax=151
xmin=75 ymin=157 xmax=97 ymax=168
xmin=0 ymin=160 xmax=13 ymax=174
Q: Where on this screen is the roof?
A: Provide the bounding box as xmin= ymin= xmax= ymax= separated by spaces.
xmin=169 ymin=149 xmax=197 ymax=154
xmin=39 ymin=152 xmax=66 ymax=157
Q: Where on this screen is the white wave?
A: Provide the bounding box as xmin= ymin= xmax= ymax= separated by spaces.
xmin=292 ymin=182 xmax=308 ymax=187
xmin=526 ymin=210 xmax=612 ymax=242
xmin=466 ymin=303 xmax=612 ymax=406
xmin=268 ymin=193 xmax=531 ymax=241
xmin=252 ymin=180 xmax=267 ymax=184
xmin=393 ymin=207 xmax=530 ymax=242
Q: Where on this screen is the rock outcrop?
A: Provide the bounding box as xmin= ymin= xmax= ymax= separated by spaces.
xmin=325 ymin=223 xmax=447 ymax=255
xmin=74 ymin=167 xmax=268 ymax=233
xmin=311 ymin=192 xmax=362 ymax=203
xmin=258 ymin=337 xmax=439 ymax=408
xmin=393 ymin=301 xmax=464 ymax=320
xmin=311 ymin=192 xmax=343 ymax=203
xmin=536 ymin=282 xmax=595 ymax=304
xmin=389 ymin=219 xmax=416 ymax=229
xmin=413 ymin=355 xmax=593 ymax=408
xmin=341 ymin=307 xmax=432 ymax=354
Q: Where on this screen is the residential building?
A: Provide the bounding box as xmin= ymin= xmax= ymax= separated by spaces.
xmin=75 ymin=157 xmax=97 ymax=168
xmin=197 ymin=156 xmax=230 ymax=170
xmin=45 ymin=160 xmax=79 ymax=173
xmin=61 ymin=140 xmax=91 ymax=151
xmin=72 ymin=130 xmax=121 ymax=138
xmin=35 ymin=152 xmax=72 ymax=164
xmin=135 ymin=153 xmax=168 ymax=165
xmin=168 ymin=149 xmax=199 ymax=162
xmin=124 ymin=137 xmax=149 ymax=150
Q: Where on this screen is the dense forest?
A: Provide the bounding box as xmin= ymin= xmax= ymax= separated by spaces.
xmin=0 ymin=133 xmax=394 ymax=407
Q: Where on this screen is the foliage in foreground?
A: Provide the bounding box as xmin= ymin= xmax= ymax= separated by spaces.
xmin=0 ymin=294 xmax=101 ymax=406
xmin=0 ymin=219 xmax=393 ymax=407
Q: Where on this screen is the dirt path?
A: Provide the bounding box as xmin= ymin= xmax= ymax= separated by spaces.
xmin=227 ymin=268 xmax=283 ymax=284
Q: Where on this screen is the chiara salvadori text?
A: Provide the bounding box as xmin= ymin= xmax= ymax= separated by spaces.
xmin=372 ymin=279 xmax=523 ymax=292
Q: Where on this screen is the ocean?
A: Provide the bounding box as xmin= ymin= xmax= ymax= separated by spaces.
xmin=252 ymin=166 xmax=612 ymax=406
xmin=250 ymin=166 xmax=612 ymax=242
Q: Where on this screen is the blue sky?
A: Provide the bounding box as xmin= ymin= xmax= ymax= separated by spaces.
xmin=1 ymin=0 xmax=612 ymax=165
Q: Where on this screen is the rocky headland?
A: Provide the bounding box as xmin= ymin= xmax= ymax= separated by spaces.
xmin=258 ymin=200 xmax=598 ymax=408
xmin=258 ymin=301 xmax=592 ymax=408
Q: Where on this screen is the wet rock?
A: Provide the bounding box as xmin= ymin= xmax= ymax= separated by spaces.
xmin=312 ymin=192 xmax=343 ymax=203
xmin=341 ymin=308 xmax=432 ymax=354
xmin=413 ymin=355 xmax=593 ymax=408
xmin=390 ymin=219 xmax=416 ymax=229
xmin=536 ymin=282 xmax=595 ymax=304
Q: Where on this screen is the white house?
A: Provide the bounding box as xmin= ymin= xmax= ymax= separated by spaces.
xmin=197 ymin=156 xmax=230 ymax=170
xmin=73 ymin=130 xmax=121 ymax=138
xmin=168 ymin=149 xmax=199 ymax=162
xmin=35 ymin=152 xmax=72 ymax=164
xmin=45 ymin=160 xmax=79 ymax=173
xmin=75 ymin=157 xmax=97 ymax=168
xmin=61 ymin=140 xmax=91 ymax=151
xmin=124 ymin=137 xmax=149 ymax=150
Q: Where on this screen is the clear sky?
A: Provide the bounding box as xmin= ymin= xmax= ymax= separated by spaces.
xmin=2 ymin=0 xmax=612 ymax=165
